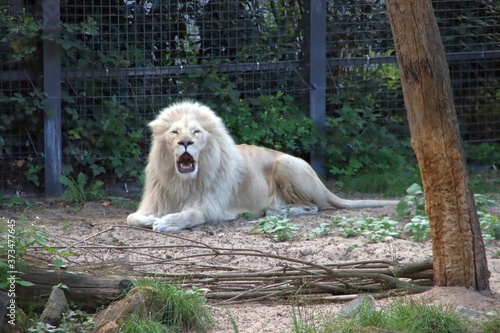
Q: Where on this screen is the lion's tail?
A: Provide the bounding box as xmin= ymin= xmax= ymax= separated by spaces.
xmin=324 ymin=191 xmax=399 ymax=209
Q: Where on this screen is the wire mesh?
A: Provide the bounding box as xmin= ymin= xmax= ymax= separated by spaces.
xmin=0 ymin=0 xmax=499 ymax=195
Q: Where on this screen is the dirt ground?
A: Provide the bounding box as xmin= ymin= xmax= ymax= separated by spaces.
xmin=4 ymin=198 xmax=500 ymax=332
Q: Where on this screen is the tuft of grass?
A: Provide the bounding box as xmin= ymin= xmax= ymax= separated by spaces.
xmin=120 ymin=316 xmax=175 ymax=333
xmin=482 ymin=313 xmax=500 ymax=333
xmin=387 ymin=300 xmax=468 ymax=333
xmin=128 ymin=279 xmax=214 ymax=332
xmin=293 ymin=299 xmax=472 ymax=333
xmin=290 ymin=306 xmax=320 ymax=333
xmin=226 ymin=309 xmax=240 ymax=333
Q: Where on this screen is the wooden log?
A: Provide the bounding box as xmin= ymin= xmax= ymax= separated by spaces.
xmin=16 ymin=259 xmax=136 ymax=312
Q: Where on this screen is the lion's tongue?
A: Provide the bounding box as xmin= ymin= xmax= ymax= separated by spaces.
xmin=178 ymin=153 xmax=195 ymax=173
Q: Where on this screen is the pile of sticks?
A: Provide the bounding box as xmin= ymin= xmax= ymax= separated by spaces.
xmin=27 ymin=226 xmax=434 ymax=306
xmin=153 ymin=255 xmax=433 ymax=304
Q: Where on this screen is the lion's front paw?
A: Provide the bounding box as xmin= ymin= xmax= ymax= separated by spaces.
xmin=152 ymin=217 xmax=181 ymax=233
xmin=127 ymin=212 xmax=157 ymax=228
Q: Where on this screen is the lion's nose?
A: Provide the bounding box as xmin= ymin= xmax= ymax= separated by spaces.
xmin=178 ymin=137 xmax=194 ymax=149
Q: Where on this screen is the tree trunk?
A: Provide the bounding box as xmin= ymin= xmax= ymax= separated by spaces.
xmin=385 ymin=0 xmax=489 ymax=291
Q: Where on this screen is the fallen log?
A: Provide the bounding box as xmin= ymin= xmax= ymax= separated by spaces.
xmin=16 ymin=259 xmax=137 ymax=312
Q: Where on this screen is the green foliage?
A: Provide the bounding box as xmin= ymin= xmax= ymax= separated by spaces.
xmin=28 ymin=310 xmax=95 ymax=333
xmin=120 ymin=316 xmax=175 ymax=333
xmin=251 ymin=214 xmax=299 ymax=242
xmin=474 ymin=194 xmax=498 ymax=210
xmin=478 ymin=211 xmax=500 ymax=243
xmin=126 ymin=280 xmax=213 ymax=332
xmin=295 ymin=299 xmax=471 ymax=333
xmin=0 ymin=216 xmax=75 ymax=291
xmin=306 ymin=223 xmax=335 ymax=239
xmin=0 ymin=7 xmax=41 ymax=65
xmin=331 ymin=216 xmax=400 ymax=243
xmin=59 ymin=172 xmax=105 ymax=204
xmin=465 ymin=143 xmax=500 ymax=166
xmin=470 ymin=171 xmax=500 ymax=195
xmin=482 ymin=313 xmax=500 ymax=333
xmin=61 ymin=95 xmax=146 ymax=182
xmin=396 ymin=184 xmax=500 ymax=243
xmin=396 ymin=183 xmax=426 ymax=220
xmin=218 ymin=93 xmax=320 ymax=156
xmin=328 ymin=184 xmax=499 ymax=243
xmin=324 ymin=59 xmax=416 ymax=189
xmin=403 ymin=216 xmax=431 ymax=242
xmin=2 ymin=194 xmax=31 ymax=208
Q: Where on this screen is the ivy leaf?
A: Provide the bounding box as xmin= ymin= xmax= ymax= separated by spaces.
xmin=54 ymin=259 xmax=64 ymax=269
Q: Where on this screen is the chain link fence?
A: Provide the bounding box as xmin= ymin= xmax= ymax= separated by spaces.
xmin=1 ymin=0 xmax=499 ymax=196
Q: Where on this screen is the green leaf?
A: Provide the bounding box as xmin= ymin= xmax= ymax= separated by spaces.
xmin=17 ymin=280 xmax=34 ymax=287
xmin=54 ymin=259 xmax=64 ymax=269
xmin=76 ymin=172 xmax=87 ymax=188
xmin=406 ymin=183 xmax=423 ymax=196
xmin=33 ymin=232 xmax=48 ymax=246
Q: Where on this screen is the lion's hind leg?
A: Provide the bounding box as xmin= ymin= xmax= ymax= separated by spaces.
xmin=269 ymin=154 xmax=330 ymax=215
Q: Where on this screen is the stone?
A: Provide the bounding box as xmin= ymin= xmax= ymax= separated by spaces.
xmin=40 ymin=288 xmax=69 ymax=326
xmin=337 ymin=295 xmax=376 ymax=318
xmin=455 ymin=306 xmax=482 ymax=319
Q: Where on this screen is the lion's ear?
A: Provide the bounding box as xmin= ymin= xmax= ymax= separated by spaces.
xmin=149 ymin=118 xmax=169 ymax=136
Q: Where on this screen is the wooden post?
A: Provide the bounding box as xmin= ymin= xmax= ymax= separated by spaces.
xmin=304 ymin=0 xmax=327 ymax=179
xmin=385 ymin=0 xmax=489 ymax=291
xmin=42 ymin=0 xmax=63 ymax=197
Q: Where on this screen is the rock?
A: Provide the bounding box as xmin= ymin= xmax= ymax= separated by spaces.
xmin=40 ymin=288 xmax=69 ymax=326
xmin=94 ymin=287 xmax=156 ymax=333
xmin=455 ymin=306 xmax=482 ymax=319
xmin=337 ymin=295 xmax=376 ymax=318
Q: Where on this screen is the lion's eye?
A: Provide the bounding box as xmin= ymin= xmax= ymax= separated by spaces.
xmin=193 ymin=129 xmax=201 ymax=134
xmin=171 ymin=130 xmax=178 ymax=135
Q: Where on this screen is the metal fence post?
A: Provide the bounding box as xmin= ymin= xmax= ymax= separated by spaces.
xmin=42 ymin=0 xmax=63 ymax=197
xmin=304 ymin=0 xmax=327 ymax=179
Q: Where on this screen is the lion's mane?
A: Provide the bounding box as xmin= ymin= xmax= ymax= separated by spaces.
xmin=137 ymin=101 xmax=244 ymax=221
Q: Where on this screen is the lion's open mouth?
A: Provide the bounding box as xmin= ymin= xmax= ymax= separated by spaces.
xmin=177 ymin=152 xmax=196 ymax=173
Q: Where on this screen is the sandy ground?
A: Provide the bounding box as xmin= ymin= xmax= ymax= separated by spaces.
xmin=3 ymin=199 xmax=500 ymax=332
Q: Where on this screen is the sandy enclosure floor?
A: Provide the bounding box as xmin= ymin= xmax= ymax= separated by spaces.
xmin=3 ymin=200 xmax=500 ymax=332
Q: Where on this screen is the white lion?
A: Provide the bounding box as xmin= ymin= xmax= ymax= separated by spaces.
xmin=127 ymin=101 xmax=398 ymax=232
